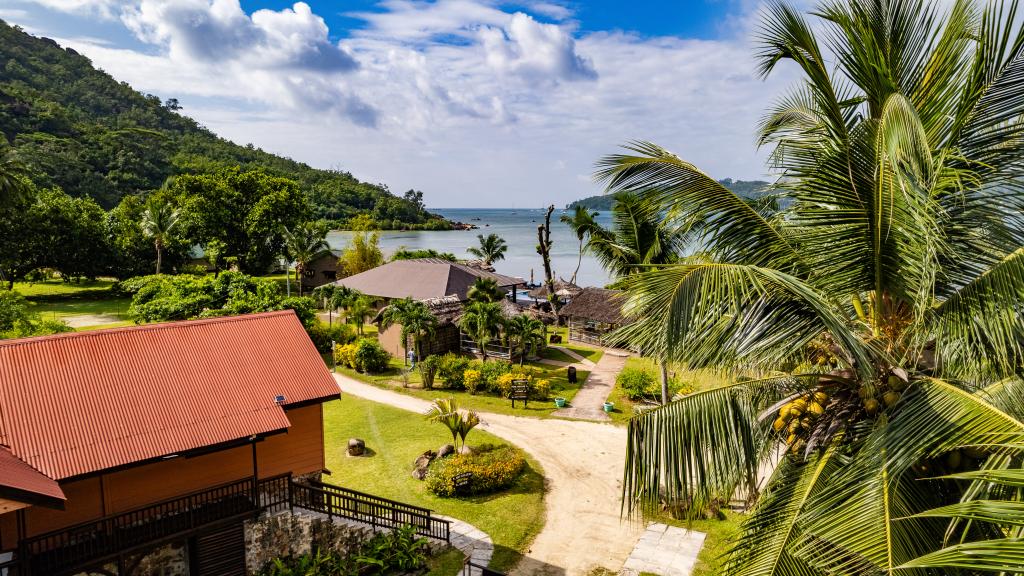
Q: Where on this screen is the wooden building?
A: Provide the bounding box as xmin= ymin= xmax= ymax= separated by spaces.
xmin=0 ymin=311 xmax=340 ymax=575
xmin=300 ymin=249 xmax=343 ymax=292
xmin=559 ymin=287 xmax=627 ymax=346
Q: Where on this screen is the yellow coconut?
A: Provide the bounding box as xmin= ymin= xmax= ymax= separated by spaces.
xmin=864 ymin=398 xmax=880 ymax=415
xmin=773 ymin=417 xmax=787 ymax=432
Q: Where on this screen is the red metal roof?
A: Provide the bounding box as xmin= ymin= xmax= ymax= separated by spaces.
xmin=0 ymin=311 xmax=339 ymax=481
xmin=0 ymin=446 xmax=65 ymax=506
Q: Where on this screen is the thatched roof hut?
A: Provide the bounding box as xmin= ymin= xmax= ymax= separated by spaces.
xmin=559 ymin=288 xmax=626 ymax=346
xmin=527 ymin=279 xmax=582 ymax=300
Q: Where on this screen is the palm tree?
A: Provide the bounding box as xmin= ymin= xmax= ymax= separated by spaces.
xmin=467 ymin=277 xmax=504 ymax=303
xmin=0 ymin=143 xmax=30 ymax=208
xmin=599 ymin=1 xmax=1024 ymax=573
xmin=506 ymin=314 xmax=546 ymax=366
xmin=585 ymin=193 xmax=687 ymax=281
xmin=282 ymin=221 xmax=329 ymax=297
xmin=425 ymin=397 xmax=479 ymax=451
xmin=381 ymin=298 xmax=438 ymax=364
xmin=467 ymin=233 xmax=508 ymax=266
xmin=346 ymin=295 xmax=374 ymax=336
xmin=141 ymin=197 xmax=179 ymax=274
xmin=560 ymin=205 xmax=599 ymax=284
xmin=459 ymin=301 xmax=504 ymax=362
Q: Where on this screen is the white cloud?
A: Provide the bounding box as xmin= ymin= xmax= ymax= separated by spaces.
xmin=11 ymin=0 xmax=795 ymax=206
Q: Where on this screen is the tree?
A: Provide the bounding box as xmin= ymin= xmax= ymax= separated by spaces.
xmin=425 ymin=397 xmax=479 ymax=451
xmin=141 ymin=196 xmax=179 ymax=274
xmin=466 ymin=277 xmax=504 ymax=303
xmin=0 ymin=290 xmax=71 ymax=339
xmin=381 ymin=297 xmax=437 ymax=364
xmin=204 ymin=239 xmax=227 ymax=277
xmin=560 ymin=205 xmax=599 ymax=284
xmin=0 ymin=141 xmax=30 ymax=208
xmin=586 ymin=193 xmax=686 ymax=280
xmin=536 ymin=205 xmax=560 ymax=318
xmin=506 ymin=314 xmax=546 ymax=366
xmin=339 ymin=229 xmax=383 ymax=277
xmin=467 ymin=233 xmax=508 ymax=266
xmin=459 ymin=301 xmax=504 ymax=362
xmin=282 ymin=221 xmax=329 ymax=296
xmin=600 ymin=1 xmax=1024 ymax=573
xmin=173 ymin=168 xmax=309 ymax=273
xmin=345 ymin=295 xmax=374 ymax=336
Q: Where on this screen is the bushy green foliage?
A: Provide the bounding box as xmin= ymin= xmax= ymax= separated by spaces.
xmin=256 ymin=525 xmax=428 ymax=576
xmin=0 ymin=290 xmax=72 ymax=339
xmin=426 ymin=445 xmax=527 ymax=497
xmin=478 ymin=359 xmax=513 ymax=392
xmin=119 ymin=272 xmax=317 ymax=327
xmin=0 ymin=20 xmax=447 ymax=231
xmin=389 ymin=248 xmax=456 ymax=261
xmin=353 ymin=338 xmax=390 ymax=373
xmin=436 ymin=353 xmax=470 ymax=389
xmin=307 ymin=322 xmax=356 ymax=354
xmin=417 ymin=354 xmax=440 ymax=389
xmin=463 ymin=368 xmax=482 ymax=394
xmin=617 ymin=366 xmax=659 ymax=400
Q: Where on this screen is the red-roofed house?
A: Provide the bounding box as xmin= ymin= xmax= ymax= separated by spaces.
xmin=0 ymin=311 xmax=341 ymax=575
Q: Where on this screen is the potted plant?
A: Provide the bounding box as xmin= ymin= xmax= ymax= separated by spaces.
xmin=554 ymin=397 xmax=567 ymax=408
xmin=603 ymin=401 xmax=614 ymax=413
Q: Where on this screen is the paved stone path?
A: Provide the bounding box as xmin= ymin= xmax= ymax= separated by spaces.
xmin=334 ymin=373 xmax=645 ymax=575
xmin=621 ymin=523 xmax=706 ymax=576
xmin=552 ymin=350 xmax=630 ymax=422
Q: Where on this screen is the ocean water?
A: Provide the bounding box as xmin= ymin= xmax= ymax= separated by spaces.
xmin=326 ymin=207 xmax=614 ymax=288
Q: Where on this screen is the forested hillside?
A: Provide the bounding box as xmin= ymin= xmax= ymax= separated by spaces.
xmin=567 ymin=178 xmax=771 ymax=210
xmin=0 ymin=19 xmax=446 ymax=230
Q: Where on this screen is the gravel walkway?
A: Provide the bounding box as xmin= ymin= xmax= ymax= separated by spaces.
xmin=333 ymin=373 xmax=645 ymax=575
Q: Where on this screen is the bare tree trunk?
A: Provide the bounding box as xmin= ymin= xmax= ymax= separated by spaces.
xmin=570 ymin=238 xmax=583 ymax=285
xmin=296 ymin=264 xmax=304 ymax=296
xmin=154 ymin=240 xmax=162 ymax=274
xmin=537 ymin=205 xmax=561 ymax=324
xmin=660 ymin=360 xmax=669 ymax=405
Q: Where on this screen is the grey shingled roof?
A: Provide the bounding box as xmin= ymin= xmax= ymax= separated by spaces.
xmin=332 ymin=258 xmax=523 ymax=301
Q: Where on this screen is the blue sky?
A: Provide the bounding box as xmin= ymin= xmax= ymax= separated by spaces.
xmin=2 ymin=0 xmax=791 ymax=207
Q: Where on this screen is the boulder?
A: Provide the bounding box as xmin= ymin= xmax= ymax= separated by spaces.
xmin=347 ymin=438 xmax=365 ymax=457
xmin=438 ymin=444 xmax=455 ymax=458
xmin=411 ymin=450 xmax=436 ymax=480
xmin=457 ymin=445 xmax=476 ymax=456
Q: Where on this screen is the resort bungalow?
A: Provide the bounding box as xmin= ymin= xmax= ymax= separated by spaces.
xmin=0 ymin=311 xmax=340 ymax=575
xmin=559 ymin=287 xmax=627 ymax=347
xmin=332 ymin=258 xmax=525 ymax=359
xmin=300 ymin=249 xmax=343 ymax=292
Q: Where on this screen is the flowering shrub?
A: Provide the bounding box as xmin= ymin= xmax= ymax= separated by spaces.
xmin=478 ymin=360 xmax=512 ymax=392
xmin=425 ymin=445 xmax=527 ymax=497
xmin=532 ymin=379 xmax=551 ymax=400
xmin=334 ymin=342 xmax=358 ymax=370
xmin=617 ymin=367 xmax=658 ymax=400
xmin=354 ymin=338 xmax=390 ymax=373
xmin=463 ymin=369 xmax=482 ymax=394
xmin=437 ymin=353 xmax=470 ymax=389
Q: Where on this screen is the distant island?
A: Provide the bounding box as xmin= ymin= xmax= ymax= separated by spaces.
xmin=0 ymin=20 xmax=451 ymax=231
xmin=567 ymin=178 xmax=771 ymax=210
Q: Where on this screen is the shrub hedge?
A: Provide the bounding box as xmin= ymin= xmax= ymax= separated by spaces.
xmin=425 ymin=444 xmax=527 ymax=497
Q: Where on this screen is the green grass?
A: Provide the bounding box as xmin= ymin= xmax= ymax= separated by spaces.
xmin=538 ymin=347 xmax=577 ymax=364
xmin=547 ymin=327 xmax=605 ymax=363
xmin=27 ymin=297 xmax=132 ymax=320
xmin=604 ymin=357 xmax=730 ymax=424
xmin=323 ymin=395 xmax=546 ymax=572
xmin=12 ymin=278 xmax=117 ymax=298
xmin=337 ymin=360 xmax=589 ymax=418
xmin=75 ymin=321 xmax=136 ymax=332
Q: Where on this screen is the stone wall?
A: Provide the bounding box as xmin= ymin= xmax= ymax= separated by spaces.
xmin=244 ymin=512 xmax=372 ymax=574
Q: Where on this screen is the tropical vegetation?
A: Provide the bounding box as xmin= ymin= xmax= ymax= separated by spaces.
xmin=379 ymin=297 xmax=438 ymax=363
xmin=467 ymin=233 xmax=508 ymax=266
xmin=425 ymin=444 xmax=528 ymax=497
xmin=560 ymin=205 xmax=600 ymax=284
xmin=458 ymin=301 xmax=505 ymax=362
xmin=602 ymin=0 xmax=1024 ymax=573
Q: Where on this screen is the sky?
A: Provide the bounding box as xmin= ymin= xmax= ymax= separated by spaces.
xmin=0 ymin=0 xmax=801 ymax=208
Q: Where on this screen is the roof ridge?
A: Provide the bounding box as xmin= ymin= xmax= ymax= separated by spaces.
xmin=0 ymin=310 xmax=296 ymax=349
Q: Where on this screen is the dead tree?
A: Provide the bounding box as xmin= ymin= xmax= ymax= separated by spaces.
xmin=536 ymin=205 xmax=561 ymax=323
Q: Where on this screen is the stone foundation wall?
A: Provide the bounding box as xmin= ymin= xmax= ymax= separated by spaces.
xmin=244 ymin=512 xmax=373 ymax=574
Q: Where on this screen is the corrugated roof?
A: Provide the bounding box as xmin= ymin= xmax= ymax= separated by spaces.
xmin=0 ymin=446 xmax=65 ymax=506
xmin=0 ymin=311 xmax=338 ymax=481
xmin=333 ymin=259 xmax=523 ymax=301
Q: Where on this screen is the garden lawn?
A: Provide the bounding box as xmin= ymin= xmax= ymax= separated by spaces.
xmin=12 ymin=278 xmax=117 ymax=298
xmin=27 ymin=297 xmax=132 ymax=320
xmin=547 ymin=327 xmax=605 ymax=363
xmin=323 ymin=396 xmax=546 ymax=573
xmin=337 ymin=360 xmax=588 ymax=418
xmin=605 ymin=357 xmax=729 ymax=424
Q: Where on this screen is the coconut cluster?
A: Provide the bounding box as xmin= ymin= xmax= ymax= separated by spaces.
xmin=773 ymin=390 xmax=829 ymax=454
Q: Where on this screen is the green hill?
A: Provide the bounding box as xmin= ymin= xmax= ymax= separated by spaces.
xmin=0 ymin=20 xmax=447 ymax=230
xmin=567 ymin=178 xmax=771 ymax=210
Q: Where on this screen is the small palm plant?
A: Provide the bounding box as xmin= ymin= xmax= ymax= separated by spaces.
xmin=425 ymin=398 xmax=479 ymax=451
xmin=600 ymin=0 xmax=1024 ymax=573
xmin=560 ymin=205 xmax=599 ymax=284
xmin=467 ymin=233 xmax=508 ymax=266
xmin=467 ymin=277 xmax=504 ymax=303
xmin=140 ymin=196 xmax=179 ymax=275
xmin=459 ymin=301 xmax=504 ymax=362
xmin=585 ymin=193 xmax=686 ymax=281
xmin=506 ymin=314 xmax=546 ymax=366
xmin=282 ymin=221 xmax=329 ymax=297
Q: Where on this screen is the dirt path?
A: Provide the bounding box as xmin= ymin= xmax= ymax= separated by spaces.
xmin=333 ymin=373 xmax=643 ymax=575
xmin=553 ymin=350 xmax=629 ymax=421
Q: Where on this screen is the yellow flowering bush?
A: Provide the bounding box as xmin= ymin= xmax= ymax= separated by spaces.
xmin=333 ymin=342 xmax=358 ymax=370
xmin=495 ymin=372 xmax=529 ymax=397
xmin=532 ymin=379 xmax=551 ymax=400
xmin=425 ymin=445 xmax=527 ymax=497
xmin=463 ymin=369 xmax=482 ymax=394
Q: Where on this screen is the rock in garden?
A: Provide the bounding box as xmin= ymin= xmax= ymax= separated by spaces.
xmin=347 ymin=438 xmax=365 ymax=457
xmin=438 ymin=444 xmax=455 ymax=458
xmin=457 ymin=445 xmax=476 ymax=456
xmin=411 ymin=450 xmax=436 ymax=480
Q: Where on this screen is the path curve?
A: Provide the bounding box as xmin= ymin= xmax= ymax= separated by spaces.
xmin=333 ymin=373 xmax=643 ymax=575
